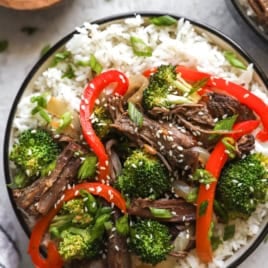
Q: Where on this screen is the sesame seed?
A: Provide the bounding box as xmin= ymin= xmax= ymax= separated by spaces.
xmin=177 ymin=146 xmax=183 ymax=151
xmin=96 ymin=186 xmax=102 ymax=193
xmin=81 ymin=105 xmax=85 ymax=110
xmin=213 ymin=118 xmax=219 ymax=123
xmin=182 ymin=215 xmax=186 ymax=221
xmin=89 ymin=187 xmax=95 ymax=192
xmin=131 ymin=164 xmax=137 ymax=168
xmin=95 ymin=99 xmax=100 ymax=105
xmin=100 ymin=166 xmax=106 ymax=170
xmin=205 ymin=184 xmax=210 ymax=190
xmin=171 ymin=211 xmax=177 ymax=216
xmin=89 ymin=83 xmax=95 ymax=89
xmin=222 ymin=114 xmax=228 ymax=119
xmin=74 ymin=191 xmax=79 ymax=196
xmin=249 ymin=186 xmax=254 ymax=192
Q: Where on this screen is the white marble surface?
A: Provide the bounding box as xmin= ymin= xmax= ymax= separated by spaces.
xmin=0 ymin=0 xmax=267 ymax=267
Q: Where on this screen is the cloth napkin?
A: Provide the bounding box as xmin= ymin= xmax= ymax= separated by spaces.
xmin=0 ymin=196 xmax=20 ymax=268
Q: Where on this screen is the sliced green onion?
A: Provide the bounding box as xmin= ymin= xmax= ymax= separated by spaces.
xmin=78 ymin=155 xmax=98 ymax=181
xmin=40 ymin=44 xmax=51 ymax=57
xmin=0 ymin=40 xmax=8 ymax=53
xmin=224 ymin=51 xmax=247 ymax=70
xmin=62 ymin=64 xmax=75 ymax=79
xmin=199 ymin=200 xmax=208 ymax=216
xmin=213 ymin=200 xmax=229 ymax=223
xmin=209 ymin=114 xmax=238 ymax=140
xmin=149 ymin=207 xmax=173 ymax=218
xmin=130 ymin=36 xmax=153 ymax=57
xmin=76 ymin=54 xmax=103 ymax=74
xmin=128 ymin=102 xmax=143 ymax=128
xmin=56 ymin=112 xmax=73 ymax=132
xmin=51 ymin=50 xmax=71 ymax=66
xmin=188 ymin=77 xmax=209 ymax=96
xmin=186 ymin=187 xmax=198 ymax=203
xmin=211 ymin=236 xmax=222 ymax=250
xmin=149 ymin=15 xmax=177 ymax=26
xmin=30 ymin=94 xmax=47 ymax=108
xmin=223 ymin=224 xmax=235 ymax=241
xmin=208 ymin=221 xmax=215 ymax=239
xmin=192 ymin=169 xmax=216 ymax=185
xmin=222 ymin=137 xmax=236 ymax=159
xmin=21 ymin=26 xmax=38 ymax=35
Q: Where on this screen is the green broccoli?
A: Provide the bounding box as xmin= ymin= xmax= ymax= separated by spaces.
xmin=116 ymin=149 xmax=170 ymax=198
xmin=50 ymin=193 xmax=111 ymax=261
xmin=130 ymin=219 xmax=173 ymax=265
xmin=58 ymin=227 xmax=102 ymax=261
xmin=142 ymin=65 xmax=193 ymax=110
xmin=216 ymin=153 xmax=268 ymax=219
xmin=9 ymin=129 xmax=60 ymax=187
xmin=92 ymin=106 xmax=112 ymax=139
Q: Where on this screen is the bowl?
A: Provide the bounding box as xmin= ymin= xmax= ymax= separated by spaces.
xmin=0 ymin=0 xmax=62 ymax=10
xmin=226 ymin=0 xmax=268 ymax=42
xmin=4 ymin=12 xmax=268 ymax=268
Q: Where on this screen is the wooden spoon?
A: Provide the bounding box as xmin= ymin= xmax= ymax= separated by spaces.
xmin=0 ymin=0 xmax=62 ymax=10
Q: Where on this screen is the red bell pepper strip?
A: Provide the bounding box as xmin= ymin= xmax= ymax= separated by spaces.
xmin=196 ymin=120 xmax=259 ymax=263
xmin=28 ymin=182 xmax=126 ymax=268
xmin=80 ymin=70 xmax=129 ymax=182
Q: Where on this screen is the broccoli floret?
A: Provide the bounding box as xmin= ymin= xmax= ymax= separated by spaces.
xmin=130 ymin=219 xmax=173 ymax=265
xmin=92 ymin=106 xmax=112 ymax=139
xmin=58 ymin=227 xmax=102 ymax=261
xmin=116 ymin=150 xmax=170 ymax=198
xmin=216 ymin=153 xmax=268 ymax=218
xmin=143 ymin=65 xmax=192 ymax=110
xmin=9 ymin=129 xmax=60 ymax=187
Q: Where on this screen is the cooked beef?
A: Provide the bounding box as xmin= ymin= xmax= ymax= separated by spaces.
xmin=107 ymin=209 xmax=131 ymax=268
xmin=108 ymin=96 xmax=199 ymax=172
xmin=236 ymin=134 xmax=255 ymax=156
xmin=127 ymin=198 xmax=196 ymax=222
xmin=249 ymin=0 xmax=268 ymax=25
xmin=13 ymin=141 xmax=87 ymax=216
xmin=201 ymin=92 xmax=256 ymax=122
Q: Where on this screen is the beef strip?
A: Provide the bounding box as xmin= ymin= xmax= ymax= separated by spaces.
xmin=107 ymin=209 xmax=131 ymax=268
xmin=127 ymin=198 xmax=196 ymax=222
xmin=201 ymin=92 xmax=256 ymax=122
xmin=108 ymin=95 xmax=199 ymax=172
xmin=236 ymin=134 xmax=255 ymax=157
xmin=13 ymin=141 xmax=87 ymax=216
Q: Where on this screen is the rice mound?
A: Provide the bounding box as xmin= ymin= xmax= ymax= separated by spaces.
xmin=13 ymin=15 xmax=268 ymax=268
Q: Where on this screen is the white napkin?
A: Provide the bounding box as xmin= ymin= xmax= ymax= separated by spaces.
xmin=0 ymin=197 xmax=20 ymax=268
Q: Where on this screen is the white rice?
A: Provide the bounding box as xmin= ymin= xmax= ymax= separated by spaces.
xmin=13 ymin=15 xmax=268 ymax=267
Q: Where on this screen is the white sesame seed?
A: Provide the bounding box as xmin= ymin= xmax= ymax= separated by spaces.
xmin=89 ymin=187 xmax=95 ymax=192
xmin=96 ymin=186 xmax=102 ymax=193
xmin=177 ymin=146 xmax=183 ymax=151
xmin=100 ymin=166 xmax=106 ymax=170
xmin=74 ymin=191 xmax=79 ymax=196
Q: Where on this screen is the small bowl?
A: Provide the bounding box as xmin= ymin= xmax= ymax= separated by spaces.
xmin=4 ymin=12 xmax=268 ymax=268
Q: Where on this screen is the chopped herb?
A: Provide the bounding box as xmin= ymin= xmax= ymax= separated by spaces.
xmin=223 ymin=224 xmax=235 ymax=241
xmin=76 ymin=54 xmax=103 ymax=74
xmin=211 ymin=236 xmax=222 ymax=250
xmin=21 ymin=26 xmax=38 ymax=35
xmin=208 ymin=221 xmax=214 ymax=239
xmin=62 ymin=64 xmax=75 ymax=79
xmin=51 ymin=50 xmax=71 ymax=66
xmin=116 ymin=215 xmax=129 ymax=236
xmin=188 ymin=77 xmax=209 ymax=96
xmin=40 ymin=44 xmax=51 ymax=57
xmin=78 ymin=155 xmax=98 ymax=180
xmin=213 ymin=200 xmax=229 ymax=223
xmin=199 ymin=200 xmax=208 ymax=216
xmin=0 ymin=40 xmax=8 ymax=53
xmin=210 ymin=114 xmax=238 ymax=140
xmin=224 ymin=51 xmax=247 ymax=70
xmin=31 ymin=94 xmax=51 ymax=123
xmin=222 ymin=137 xmax=236 ymax=159
xmin=149 ymin=207 xmax=173 ymax=219
xmin=149 ymin=15 xmax=177 ymax=26
xmin=130 ymin=36 xmax=153 ymax=57
xmin=128 ymin=102 xmax=143 ymax=127
xmin=56 ymin=112 xmax=73 ymax=132
xmin=186 ymin=187 xmax=198 ymax=203
xmin=192 ymin=169 xmax=216 ymax=185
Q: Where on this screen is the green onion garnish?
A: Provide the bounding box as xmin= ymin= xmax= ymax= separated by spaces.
xmin=149 ymin=207 xmax=173 ymax=218
xmin=223 ymin=224 xmax=235 ymax=241
xmin=192 ymin=169 xmax=216 ymax=185
xmin=199 ymin=200 xmax=208 ymax=216
xmin=149 ymin=15 xmax=177 ymax=26
xmin=130 ymin=36 xmax=153 ymax=57
xmin=62 ymin=64 xmax=75 ymax=79
xmin=40 ymin=44 xmax=51 ymax=57
xmin=128 ymin=102 xmax=143 ymax=128
xmin=224 ymin=51 xmax=247 ymax=70
xmin=56 ymin=112 xmax=73 ymax=132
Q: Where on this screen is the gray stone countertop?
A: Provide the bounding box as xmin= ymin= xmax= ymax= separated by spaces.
xmin=0 ymin=0 xmax=267 ymax=267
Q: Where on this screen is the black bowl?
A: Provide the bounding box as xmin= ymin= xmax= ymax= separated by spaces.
xmin=226 ymin=0 xmax=268 ymax=42
xmin=4 ymin=12 xmax=268 ymax=268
